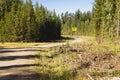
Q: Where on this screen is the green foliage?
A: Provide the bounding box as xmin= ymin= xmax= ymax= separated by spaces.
xmin=0 ymin=0 xmax=61 ymax=42
xmin=110 ymin=70 xmax=120 ymax=76
xmin=35 ymin=47 xmax=81 ymax=80
xmin=93 ymin=0 xmax=120 ymax=42
xmin=35 ymin=41 xmax=120 ymax=79
xmin=61 ymin=10 xmax=95 ymax=36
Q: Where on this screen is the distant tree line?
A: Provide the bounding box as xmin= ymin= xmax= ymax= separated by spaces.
xmin=61 ymin=10 xmax=95 ymax=36
xmin=62 ymin=0 xmax=120 ymax=43
xmin=0 ymin=0 xmax=61 ymax=42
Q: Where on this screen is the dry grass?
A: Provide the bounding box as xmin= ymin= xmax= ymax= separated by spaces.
xmin=0 ymin=42 xmax=48 ymax=48
xmin=0 ymin=36 xmax=75 ymax=48
xmin=34 ymin=36 xmax=120 ymax=80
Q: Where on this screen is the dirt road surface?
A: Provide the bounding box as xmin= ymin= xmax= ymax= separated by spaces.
xmin=0 ymin=38 xmax=83 ymax=80
xmin=0 ymin=51 xmax=37 ymax=80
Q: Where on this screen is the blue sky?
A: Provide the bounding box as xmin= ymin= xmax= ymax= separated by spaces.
xmin=31 ymin=0 xmax=94 ymax=14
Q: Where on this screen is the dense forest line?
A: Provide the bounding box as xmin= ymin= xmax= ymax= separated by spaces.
xmin=94 ymin=0 xmax=120 ymax=42
xmin=0 ymin=0 xmax=120 ymax=42
xmin=0 ymin=0 xmax=61 ymax=42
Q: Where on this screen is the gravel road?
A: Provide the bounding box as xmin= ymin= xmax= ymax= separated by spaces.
xmin=0 ymin=38 xmax=83 ymax=80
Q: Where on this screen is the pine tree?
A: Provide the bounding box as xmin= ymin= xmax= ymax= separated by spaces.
xmin=25 ymin=0 xmax=36 ymax=42
xmin=115 ymin=0 xmax=120 ymax=38
xmin=15 ymin=0 xmax=25 ymax=41
xmin=4 ymin=2 xmax=17 ymax=41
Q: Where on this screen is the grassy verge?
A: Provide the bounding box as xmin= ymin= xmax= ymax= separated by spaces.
xmin=35 ymin=46 xmax=88 ymax=80
xmin=0 ymin=42 xmax=48 ymax=48
xmin=35 ymin=36 xmax=120 ymax=80
xmin=0 ymin=36 xmax=74 ymax=48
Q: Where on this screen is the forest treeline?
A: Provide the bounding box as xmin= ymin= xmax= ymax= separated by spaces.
xmin=0 ymin=0 xmax=61 ymax=42
xmin=61 ymin=10 xmax=95 ymax=36
xmin=94 ymin=0 xmax=120 ymax=42
xmin=0 ymin=0 xmax=120 ymax=42
xmin=62 ymin=0 xmax=120 ymax=40
xmin=62 ymin=0 xmax=120 ymax=42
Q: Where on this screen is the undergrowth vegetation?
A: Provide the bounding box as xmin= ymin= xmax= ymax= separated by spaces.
xmin=35 ymin=37 xmax=120 ymax=80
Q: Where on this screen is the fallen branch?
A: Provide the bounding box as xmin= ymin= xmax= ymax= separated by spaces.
xmin=86 ymin=74 xmax=94 ymax=80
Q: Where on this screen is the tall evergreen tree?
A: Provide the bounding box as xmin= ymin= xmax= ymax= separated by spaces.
xmin=93 ymin=0 xmax=103 ymax=42
xmin=115 ymin=0 xmax=120 ymax=38
xmin=24 ymin=0 xmax=36 ymax=42
xmin=93 ymin=0 xmax=120 ymax=42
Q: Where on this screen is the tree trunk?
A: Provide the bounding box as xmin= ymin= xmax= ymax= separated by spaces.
xmin=116 ymin=2 xmax=120 ymax=38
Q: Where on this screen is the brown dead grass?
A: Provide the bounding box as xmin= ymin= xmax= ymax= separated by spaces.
xmin=0 ymin=42 xmax=48 ymax=48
